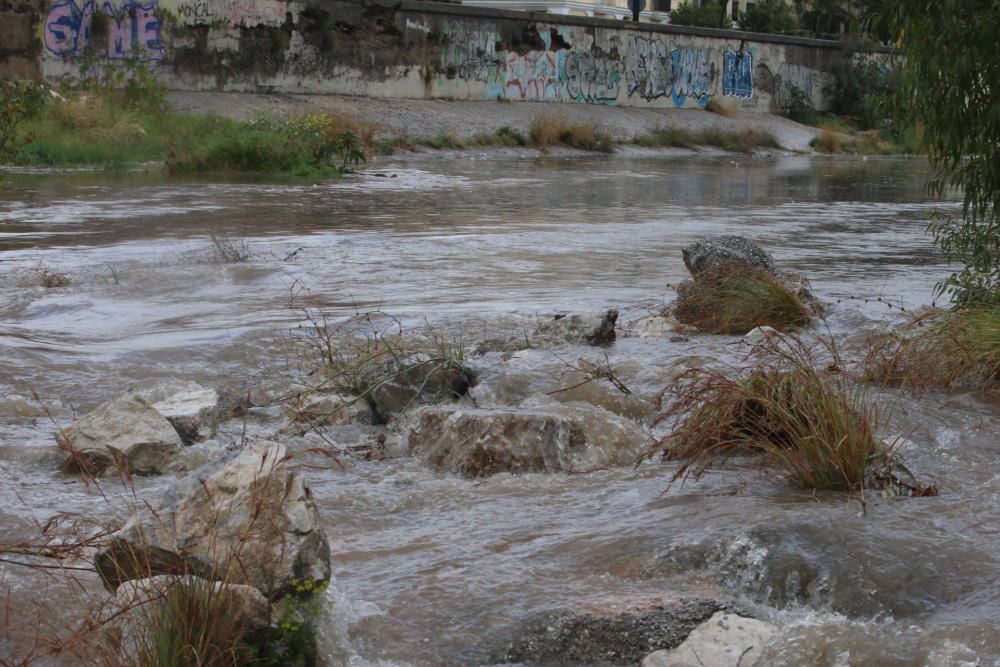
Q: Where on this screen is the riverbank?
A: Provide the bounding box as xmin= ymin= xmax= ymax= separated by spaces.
xmin=3 ymin=84 xmax=912 ymax=176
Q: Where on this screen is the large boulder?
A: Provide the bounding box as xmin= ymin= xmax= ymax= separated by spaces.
xmin=94 ymin=442 xmax=330 ymax=599
xmin=641 ymin=611 xmax=778 ymax=667
xmin=57 ymin=393 xmax=184 ymax=475
xmin=682 ymin=237 xmax=776 ymax=278
xmin=499 ymin=598 xmax=733 ymax=666
xmin=534 ymin=309 xmax=619 ymax=346
xmin=407 ymin=403 xmax=648 ymax=478
xmin=360 ymin=353 xmax=476 ymax=421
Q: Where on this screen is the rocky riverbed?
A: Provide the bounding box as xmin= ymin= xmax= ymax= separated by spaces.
xmin=0 ymin=154 xmax=996 ymax=666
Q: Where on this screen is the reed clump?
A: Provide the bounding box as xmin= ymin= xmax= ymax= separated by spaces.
xmin=866 ymin=304 xmax=1000 ymax=390
xmin=651 ymin=340 xmax=888 ymax=491
xmin=672 ymin=263 xmax=812 ymax=335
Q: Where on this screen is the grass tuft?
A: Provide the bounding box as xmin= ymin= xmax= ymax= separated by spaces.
xmin=38 ymin=267 xmax=71 ymax=288
xmin=530 ymin=114 xmax=614 ymax=153
xmin=866 ymin=304 xmax=1000 ymax=390
xmin=651 ymin=339 xmax=888 ymax=492
xmin=705 ymin=98 xmax=737 ymax=118
xmin=633 ymin=126 xmax=779 ymax=153
xmin=672 ymin=263 xmax=812 ymax=335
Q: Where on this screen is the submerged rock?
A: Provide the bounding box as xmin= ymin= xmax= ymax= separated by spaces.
xmin=534 ymin=309 xmax=619 ymax=346
xmin=94 ymin=442 xmax=330 ymax=599
xmin=407 ymin=403 xmax=648 ymax=478
xmin=291 ymin=392 xmax=375 ymax=426
xmin=641 ymin=611 xmax=778 ymax=667
xmin=682 ymin=236 xmax=776 ymax=277
xmin=360 ymin=352 xmax=476 ymax=421
xmin=57 ymin=393 xmax=183 ymax=475
xmin=624 ymin=315 xmax=691 ymax=338
xmin=499 ymin=598 xmax=733 ymax=665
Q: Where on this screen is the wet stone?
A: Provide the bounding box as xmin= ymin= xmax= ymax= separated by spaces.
xmin=499 ymin=598 xmax=735 ymax=666
xmin=682 ymin=236 xmax=776 ymax=278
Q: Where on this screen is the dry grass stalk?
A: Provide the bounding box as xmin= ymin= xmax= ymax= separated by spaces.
xmin=672 ymin=263 xmax=811 ymax=335
xmin=865 ymin=304 xmax=1000 ymax=390
xmin=529 ymin=114 xmax=614 ymax=153
xmin=811 ymin=129 xmax=843 ymax=153
xmin=648 ymin=337 xmax=890 ymax=492
xmin=705 ymin=98 xmax=737 ymax=117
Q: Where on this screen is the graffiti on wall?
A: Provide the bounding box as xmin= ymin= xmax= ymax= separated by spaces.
xmin=625 ymin=35 xmax=671 ymax=101
xmin=722 ymin=49 xmax=753 ymax=99
xmin=442 ymin=20 xmax=503 ymax=86
xmin=44 ymin=0 xmax=165 ymax=61
xmin=670 ymin=46 xmax=715 ymax=106
xmin=504 ymin=51 xmax=559 ymax=102
xmin=561 ymin=51 xmax=621 ymax=104
xmin=775 ymin=62 xmax=813 ymax=108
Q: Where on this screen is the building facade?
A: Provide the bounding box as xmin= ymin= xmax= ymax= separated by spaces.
xmin=460 ymin=0 xmax=780 ymax=25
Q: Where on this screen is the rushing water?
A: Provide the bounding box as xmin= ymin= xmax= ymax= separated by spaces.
xmin=0 ymin=154 xmax=997 ymax=666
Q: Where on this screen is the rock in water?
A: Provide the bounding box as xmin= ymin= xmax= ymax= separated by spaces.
xmin=57 ymin=393 xmax=184 ymax=475
xmin=360 ymin=353 xmax=476 ymax=421
xmin=407 ymin=403 xmax=648 ymax=478
xmin=145 ymin=383 xmax=220 ymax=445
xmin=534 ymin=309 xmax=619 ymax=346
xmin=641 ymin=611 xmax=778 ymax=667
xmin=682 ymin=237 xmax=776 ymax=277
xmin=94 ymin=442 xmax=331 ymax=599
xmin=500 ymin=599 xmax=731 ymax=665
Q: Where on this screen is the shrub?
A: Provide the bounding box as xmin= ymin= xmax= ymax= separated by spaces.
xmin=78 ymin=58 xmax=166 ymax=112
xmin=738 ymin=0 xmax=798 ymax=34
xmin=0 ymin=79 xmax=47 ymax=159
xmin=651 ymin=340 xmax=889 ymax=491
xmin=698 ymin=127 xmax=780 ymax=153
xmin=784 ymin=85 xmax=817 ymax=125
xmin=673 ymin=263 xmax=811 ymax=334
xmin=670 ymin=2 xmax=729 ymax=28
xmin=828 ymin=52 xmax=895 ymax=131
xmin=810 ymin=129 xmax=842 ymax=153
xmin=866 ymin=304 xmax=1000 ymax=390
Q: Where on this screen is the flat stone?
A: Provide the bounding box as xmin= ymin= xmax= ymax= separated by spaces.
xmin=641 ymin=611 xmax=778 ymax=667
xmin=407 ymin=403 xmax=648 ymax=478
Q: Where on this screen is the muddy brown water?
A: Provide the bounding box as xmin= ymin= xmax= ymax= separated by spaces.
xmin=0 ymin=154 xmax=997 ymax=666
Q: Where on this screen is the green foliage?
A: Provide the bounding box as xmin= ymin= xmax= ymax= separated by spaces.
xmin=253 ymin=578 xmax=328 ymax=667
xmin=738 ymin=0 xmax=798 ymax=35
xmin=77 ymin=58 xmax=166 ymax=112
xmin=883 ymin=0 xmax=1000 ymax=303
xmin=828 ymin=52 xmax=895 ymax=131
xmin=669 ymin=1 xmax=729 ymax=28
xmin=0 ymin=79 xmax=48 ymax=160
xmin=783 ymin=85 xmax=817 ymax=125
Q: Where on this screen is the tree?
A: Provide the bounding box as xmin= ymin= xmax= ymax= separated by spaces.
xmin=884 ymin=0 xmax=1000 ymax=302
xmin=738 ymin=0 xmax=798 ymax=34
xmin=670 ymin=1 xmax=729 ymax=28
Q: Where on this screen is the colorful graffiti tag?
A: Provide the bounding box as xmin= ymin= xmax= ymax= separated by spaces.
xmin=670 ymin=46 xmax=715 ymax=107
xmin=722 ymin=49 xmax=753 ymax=99
xmin=44 ymin=0 xmax=164 ymax=61
xmin=625 ymin=34 xmax=671 ymax=101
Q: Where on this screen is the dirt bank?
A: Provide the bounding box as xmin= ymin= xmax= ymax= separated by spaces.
xmin=166 ymin=92 xmax=822 ymax=153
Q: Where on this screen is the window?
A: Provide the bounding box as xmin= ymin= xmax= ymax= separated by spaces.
xmin=652 ymin=0 xmax=671 ymax=11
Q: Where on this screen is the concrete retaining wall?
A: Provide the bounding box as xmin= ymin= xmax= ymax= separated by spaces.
xmin=5 ymin=0 xmax=864 ymax=112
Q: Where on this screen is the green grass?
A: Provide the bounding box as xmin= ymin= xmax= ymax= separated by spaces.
xmin=672 ymin=263 xmax=812 ymax=335
xmin=866 ymin=304 xmax=1000 ymax=390
xmin=10 ymin=96 xmax=368 ymax=176
xmin=633 ymin=126 xmax=780 ymax=153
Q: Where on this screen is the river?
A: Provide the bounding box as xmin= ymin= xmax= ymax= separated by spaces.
xmin=0 ymin=153 xmax=996 ymax=666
